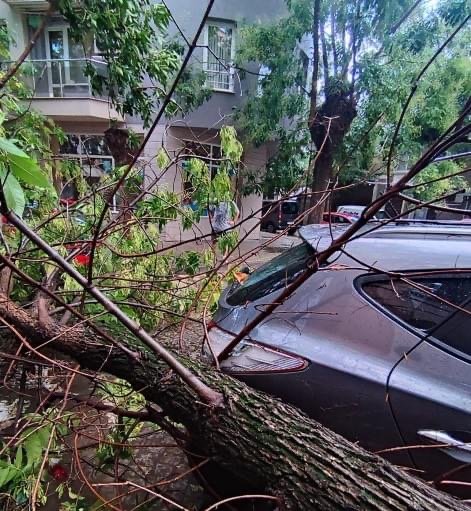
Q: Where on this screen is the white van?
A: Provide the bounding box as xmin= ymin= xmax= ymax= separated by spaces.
xmin=336 ymin=205 xmax=388 ymax=220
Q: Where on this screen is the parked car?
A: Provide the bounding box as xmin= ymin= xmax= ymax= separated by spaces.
xmin=205 ymin=223 xmax=471 ymax=493
xmin=321 ymin=212 xmax=354 ymax=224
xmin=337 ymin=204 xmax=388 ymax=220
xmin=261 ymin=199 xmax=299 ymax=233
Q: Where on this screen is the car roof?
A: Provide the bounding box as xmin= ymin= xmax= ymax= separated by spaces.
xmin=299 ymin=223 xmax=471 ymax=271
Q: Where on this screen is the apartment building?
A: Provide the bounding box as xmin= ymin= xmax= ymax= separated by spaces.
xmin=0 ymin=0 xmax=286 ymax=240
xmin=1 ymin=0 xmax=123 ymax=196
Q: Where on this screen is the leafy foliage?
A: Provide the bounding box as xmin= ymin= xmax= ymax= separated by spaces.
xmin=59 ymin=0 xmax=179 ymax=127
xmin=236 ymin=0 xmax=413 ymax=194
xmin=0 ymin=5 xmax=243 ymax=510
xmin=238 ymin=0 xmax=470 ymax=202
xmin=58 ymin=1 xmax=211 ymax=127
xmin=341 ymin=2 xmax=470 ymax=196
xmin=0 ymin=411 xmax=67 ymax=507
xmin=0 ymin=26 xmax=59 ymax=215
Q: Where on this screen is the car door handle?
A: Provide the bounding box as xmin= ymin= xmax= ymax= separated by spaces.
xmin=418 ymin=429 xmax=471 ymax=463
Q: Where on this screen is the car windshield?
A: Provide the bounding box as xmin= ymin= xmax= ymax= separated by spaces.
xmin=226 ymin=241 xmax=314 ymax=306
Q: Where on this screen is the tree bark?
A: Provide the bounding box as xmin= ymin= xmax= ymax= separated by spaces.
xmin=0 ymin=295 xmax=466 ymax=511
xmin=307 ymin=91 xmax=357 ymax=224
xmin=308 ymin=0 xmax=321 ymax=131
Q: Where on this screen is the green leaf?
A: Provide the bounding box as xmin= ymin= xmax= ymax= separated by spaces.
xmin=0 ymin=466 xmax=17 ymax=488
xmin=37 ymin=425 xmax=52 ymax=448
xmin=24 ymin=433 xmax=42 ymax=466
xmin=0 ymin=137 xmax=29 ymax=159
xmin=156 ymin=147 xmax=170 ymax=169
xmin=14 ymin=446 xmax=23 ymax=468
xmin=0 ymin=171 xmax=25 ymax=217
xmin=9 ymin=154 xmax=50 ymax=188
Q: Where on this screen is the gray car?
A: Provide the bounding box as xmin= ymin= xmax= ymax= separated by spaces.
xmin=205 ymin=223 xmax=471 ymax=494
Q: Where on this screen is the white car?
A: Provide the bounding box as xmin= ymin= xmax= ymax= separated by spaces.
xmin=336 ymin=204 xmax=388 ymax=220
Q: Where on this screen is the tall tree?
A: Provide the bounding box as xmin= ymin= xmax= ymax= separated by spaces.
xmin=237 ymin=0 xmax=469 ymax=219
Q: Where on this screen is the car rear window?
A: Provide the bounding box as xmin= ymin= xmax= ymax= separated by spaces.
xmin=281 ymin=202 xmax=299 ymax=215
xmin=362 ymin=275 xmax=471 ymax=356
xmin=226 ymin=241 xmax=314 ymax=306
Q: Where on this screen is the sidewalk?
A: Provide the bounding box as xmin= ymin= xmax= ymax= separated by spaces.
xmin=162 ymin=232 xmax=300 ymax=268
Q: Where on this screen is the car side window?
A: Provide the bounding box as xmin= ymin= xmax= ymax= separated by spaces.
xmin=362 ymin=275 xmax=471 ymax=356
xmin=432 ymin=304 xmax=471 ymax=357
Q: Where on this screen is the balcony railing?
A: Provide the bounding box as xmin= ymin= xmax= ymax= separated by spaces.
xmin=5 ymin=1 xmax=49 ymax=9
xmin=9 ymin=58 xmax=108 ymax=99
xmin=203 ymin=63 xmax=234 ymax=92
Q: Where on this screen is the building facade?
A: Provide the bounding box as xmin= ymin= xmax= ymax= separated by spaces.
xmin=1 ymin=0 xmax=286 ymax=241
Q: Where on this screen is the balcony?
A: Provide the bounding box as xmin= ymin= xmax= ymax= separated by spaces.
xmin=9 ymin=58 xmax=123 ymax=122
xmin=5 ymin=1 xmax=50 ymax=11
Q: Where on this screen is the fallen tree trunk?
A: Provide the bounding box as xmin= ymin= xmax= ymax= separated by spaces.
xmin=0 ymin=295 xmax=467 ymax=511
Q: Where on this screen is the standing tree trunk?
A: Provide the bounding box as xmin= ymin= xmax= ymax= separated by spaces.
xmin=0 ymin=294 xmax=466 ymax=511
xmin=304 ymin=0 xmax=358 ymax=225
xmin=307 ymin=90 xmax=356 ymax=223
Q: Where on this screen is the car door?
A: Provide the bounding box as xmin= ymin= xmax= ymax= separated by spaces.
xmin=364 ymin=273 xmax=471 ymax=494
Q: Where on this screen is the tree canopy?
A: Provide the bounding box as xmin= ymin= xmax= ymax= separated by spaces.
xmin=237 ymin=0 xmax=470 ymax=205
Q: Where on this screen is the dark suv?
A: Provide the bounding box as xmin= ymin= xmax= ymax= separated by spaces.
xmin=206 ymin=223 xmax=471 ymax=496
xmin=261 ymin=200 xmax=299 ymax=233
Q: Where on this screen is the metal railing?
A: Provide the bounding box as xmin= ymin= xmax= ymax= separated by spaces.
xmin=5 ymin=58 xmax=107 ymax=99
xmin=203 ymin=63 xmax=234 ymax=92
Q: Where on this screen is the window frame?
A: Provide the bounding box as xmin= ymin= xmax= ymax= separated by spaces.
xmin=202 ymin=20 xmax=236 ymax=93
xmin=296 ymin=47 xmax=310 ymax=96
xmin=181 ymin=139 xmax=221 ymax=176
xmin=59 ymin=133 xmax=117 ymax=210
xmin=356 ymin=272 xmax=471 ymax=363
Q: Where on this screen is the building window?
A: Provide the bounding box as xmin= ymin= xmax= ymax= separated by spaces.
xmin=203 ymin=21 xmax=235 ymax=92
xmin=296 ymin=47 xmax=310 ymax=96
xmin=256 ymin=65 xmax=271 ymax=97
xmin=60 ymin=134 xmax=114 ymax=176
xmin=182 ymin=140 xmax=221 ymax=175
xmin=59 ymin=134 xmax=116 ymax=208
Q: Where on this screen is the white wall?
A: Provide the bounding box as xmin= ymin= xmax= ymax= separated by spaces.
xmin=0 ymin=2 xmax=27 ymax=59
xmin=138 ymin=124 xmax=263 ymax=242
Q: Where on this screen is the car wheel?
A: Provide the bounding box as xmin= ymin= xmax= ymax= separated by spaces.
xmin=265 ymin=222 xmax=276 ymax=233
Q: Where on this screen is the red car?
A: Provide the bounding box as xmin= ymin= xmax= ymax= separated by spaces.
xmin=321 ymin=212 xmax=355 ymax=225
